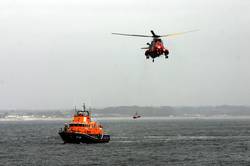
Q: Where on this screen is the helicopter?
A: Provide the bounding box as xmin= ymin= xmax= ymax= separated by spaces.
xmin=112 ymin=30 xmax=198 ymax=62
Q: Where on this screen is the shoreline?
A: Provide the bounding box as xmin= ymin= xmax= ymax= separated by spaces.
xmin=1 ymin=116 xmax=250 ymax=122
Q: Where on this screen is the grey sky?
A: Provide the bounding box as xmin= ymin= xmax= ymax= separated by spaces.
xmin=0 ymin=0 xmax=250 ymax=109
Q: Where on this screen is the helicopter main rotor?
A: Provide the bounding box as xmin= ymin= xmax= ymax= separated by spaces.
xmin=112 ymin=30 xmax=198 ymax=38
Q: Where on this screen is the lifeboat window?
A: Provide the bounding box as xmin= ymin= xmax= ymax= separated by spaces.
xmin=69 ymin=124 xmax=81 ymax=127
xmin=70 ymin=124 xmax=88 ymax=127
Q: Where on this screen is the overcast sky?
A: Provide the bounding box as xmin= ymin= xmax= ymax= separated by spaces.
xmin=0 ymin=0 xmax=249 ymax=109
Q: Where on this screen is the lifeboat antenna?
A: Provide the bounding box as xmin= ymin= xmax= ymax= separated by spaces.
xmin=89 ymin=106 xmax=92 ymax=118
xmin=83 ymin=103 xmax=86 ymax=111
xmin=73 ymin=105 xmax=77 ymax=115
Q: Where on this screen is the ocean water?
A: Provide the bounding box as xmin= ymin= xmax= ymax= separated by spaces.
xmin=1 ymin=118 xmax=250 ymax=166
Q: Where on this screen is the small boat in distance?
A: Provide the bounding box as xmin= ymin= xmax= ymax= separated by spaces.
xmin=59 ymin=104 xmax=110 ymax=144
xmin=133 ymin=112 xmax=141 ymax=119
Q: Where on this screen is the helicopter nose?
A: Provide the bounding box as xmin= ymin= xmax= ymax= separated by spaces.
xmin=156 ymin=45 xmax=161 ymax=49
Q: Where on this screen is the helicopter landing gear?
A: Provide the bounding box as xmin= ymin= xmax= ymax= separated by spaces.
xmin=152 ymin=59 xmax=154 ymax=62
xmin=164 ymin=50 xmax=169 ymax=59
xmin=146 ymin=56 xmax=149 ymax=59
xmin=164 ymin=50 xmax=169 ymax=55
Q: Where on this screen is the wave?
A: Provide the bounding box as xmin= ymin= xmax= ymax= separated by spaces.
xmin=144 ymin=135 xmax=250 ymax=141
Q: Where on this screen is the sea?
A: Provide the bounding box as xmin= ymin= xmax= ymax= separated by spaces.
xmin=1 ymin=118 xmax=250 ymax=166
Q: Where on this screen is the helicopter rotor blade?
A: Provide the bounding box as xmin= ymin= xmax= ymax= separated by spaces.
xmin=112 ymin=33 xmax=152 ymax=37
xmin=160 ymin=29 xmax=199 ymax=37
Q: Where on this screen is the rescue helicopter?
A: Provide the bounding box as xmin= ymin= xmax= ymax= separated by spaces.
xmin=112 ymin=30 xmax=198 ymax=62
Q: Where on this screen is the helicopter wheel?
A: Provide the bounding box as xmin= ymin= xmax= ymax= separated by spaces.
xmin=165 ymin=55 xmax=168 ymax=59
xmin=146 ymin=56 xmax=149 ymax=59
xmin=152 ymin=59 xmax=154 ymax=62
xmin=164 ymin=50 xmax=169 ymax=56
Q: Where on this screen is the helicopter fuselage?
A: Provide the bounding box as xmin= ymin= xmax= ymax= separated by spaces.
xmin=145 ymin=38 xmax=169 ymax=62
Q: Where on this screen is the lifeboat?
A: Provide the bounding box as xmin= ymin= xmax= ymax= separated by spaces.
xmin=59 ymin=104 xmax=110 ymax=144
xmin=133 ymin=112 xmax=141 ymax=119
